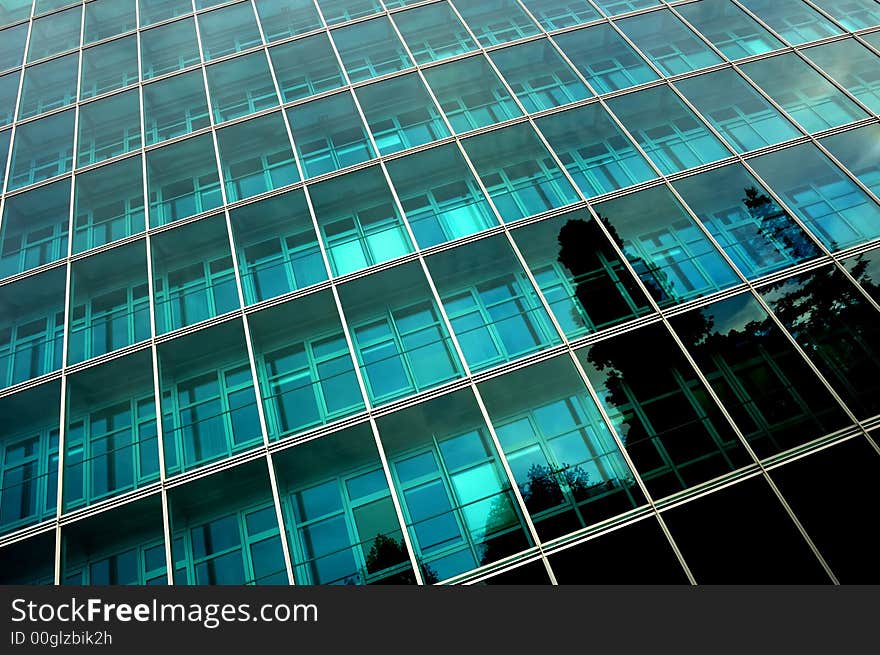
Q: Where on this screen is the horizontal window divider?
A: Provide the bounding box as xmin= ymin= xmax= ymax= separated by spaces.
xmin=539 ymin=506 xmax=657 ymax=559
xmin=0 ymin=519 xmax=56 ymax=551
xmin=58 ymin=482 xmax=164 ymax=528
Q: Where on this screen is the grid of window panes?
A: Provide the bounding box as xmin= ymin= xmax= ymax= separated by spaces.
xmin=1 ymin=0 xmax=880 ymax=586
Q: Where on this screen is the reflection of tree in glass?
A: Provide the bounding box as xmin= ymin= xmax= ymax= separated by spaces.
xmin=361 ymin=533 xmax=433 ymax=584
xmin=744 ymin=185 xmax=820 ymax=260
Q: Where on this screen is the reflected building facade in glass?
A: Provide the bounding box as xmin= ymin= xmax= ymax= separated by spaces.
xmin=1 ymin=0 xmax=880 ymax=586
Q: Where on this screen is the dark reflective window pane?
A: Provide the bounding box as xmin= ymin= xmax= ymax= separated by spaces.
xmin=479 ymin=559 xmax=551 ymax=584
xmin=840 ymin=248 xmax=880 ymax=305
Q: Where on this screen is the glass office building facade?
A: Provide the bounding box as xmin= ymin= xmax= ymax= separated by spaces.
xmin=1 ymin=0 xmax=879 ymax=586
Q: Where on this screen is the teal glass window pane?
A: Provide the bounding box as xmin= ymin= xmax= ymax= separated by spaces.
xmin=269 ymin=33 xmax=343 ymax=102
xmin=675 ymin=68 xmax=801 ymax=153
xmin=821 ymin=125 xmax=880 ymax=197
xmin=146 ymin=134 xmax=222 ymax=227
xmin=205 ymin=51 xmax=279 ymax=123
xmin=77 ymin=89 xmax=142 ymax=167
xmin=0 ymin=130 xmax=9 ymax=182
xmin=0 ymin=1 xmax=30 ymax=28
xmin=197 ymin=3 xmax=262 ymax=61
xmin=842 ymin=247 xmax=880 ymax=304
xmin=489 ymin=39 xmax=591 ymax=113
xmin=593 ymin=0 xmax=659 ymax=15
xmin=512 ymin=209 xmax=652 ymax=338
xmin=35 ymin=0 xmax=77 ymax=14
xmin=316 ymin=0 xmax=382 ymax=25
xmin=8 ymin=109 xmax=75 ymax=190
xmin=140 ymin=18 xmax=201 ymax=80
xmin=738 ymin=0 xmax=842 ymax=45
xmin=750 ymin=142 xmax=880 ymax=251
xmin=287 ymin=92 xmax=374 ymax=178
xmin=607 ymin=85 xmax=731 ymax=175
xmin=216 ymin=112 xmax=299 ymax=202
xmin=810 ymin=0 xmax=880 ymax=30
xmin=519 ymin=0 xmax=600 ymax=29
xmin=575 ymin=323 xmax=751 ymax=498
xmin=138 ymin=0 xmax=192 ymax=27
xmin=535 ymin=103 xmax=656 ymax=198
xmin=195 ymin=0 xmax=227 ymax=7
xmin=0 ymin=70 xmax=20 ymax=126
xmin=595 ymin=186 xmax=740 ymax=304
xmin=386 ymin=143 xmax=498 ymax=248
xmin=230 ymin=189 xmax=326 ymax=304
xmin=742 ymin=53 xmax=868 ymax=133
xmin=554 ymin=23 xmax=658 ymax=94
xmin=393 ymin=2 xmax=477 ymax=65
xmin=427 ymin=235 xmax=561 ymax=371
xmin=0 ymin=270 xmax=66 ymax=390
xmin=27 ymin=6 xmax=82 ymax=63
xmin=251 ymin=292 xmax=364 ymax=439
xmin=80 ymin=35 xmax=139 ymax=100
xmin=617 ymin=10 xmax=722 ymax=76
xmin=463 ymin=123 xmax=580 ymax=221
xmin=151 ymin=216 xmax=239 ymax=333
xmin=0 ymin=385 xmax=60 ymax=536
xmin=356 ymin=73 xmax=449 ymax=155
xmin=143 ymin=70 xmax=210 ymax=144
xmin=478 ymin=355 xmax=645 ymax=540
xmin=67 ymin=243 xmax=150 ymax=365
xmin=310 ymin=166 xmax=413 ymax=276
xmin=804 ymin=40 xmax=880 ymax=114
xmin=422 ymin=55 xmax=522 ymax=133
xmin=338 ymin=261 xmax=462 ymax=404
xmin=160 ymin=329 xmax=264 ymax=474
xmin=377 ymin=390 xmax=532 ymax=580
xmin=673 ymin=164 xmax=822 ymax=279
xmin=453 ymin=0 xmax=540 ymax=46
xmin=332 ymin=16 xmax=413 ymax=83
xmin=255 ymin=0 xmax=323 ymax=42
xmin=73 ymin=156 xmax=146 ymax=253
xmin=668 ymin=293 xmax=851 ymax=458
xmin=760 ymin=266 xmax=880 ymax=419
xmin=0 ymin=179 xmax=69 ymax=278
xmin=84 ymin=0 xmax=135 ymax=44
xmin=676 ymin=0 xmax=784 ymax=60
xmin=0 ymin=23 xmax=28 ymax=72
xmin=18 ymin=52 xmax=78 ymax=119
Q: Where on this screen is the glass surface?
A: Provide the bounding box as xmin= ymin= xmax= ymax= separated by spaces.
xmin=803 ymin=39 xmax=880 ymax=114
xmin=554 ymin=23 xmax=658 ymax=94
xmin=205 ymin=51 xmax=278 ymax=124
xmin=820 ymin=125 xmax=880 ymax=198
xmin=668 ymin=292 xmax=851 ymax=457
xmin=8 ymin=109 xmax=75 ymax=190
xmin=337 ymin=261 xmax=462 ymax=404
xmin=576 ymin=323 xmax=751 ymax=499
xmin=138 ymin=0 xmax=192 ymax=27
xmin=230 ymin=189 xmax=327 ymax=304
xmin=617 ymin=9 xmax=722 ymax=76
xmin=738 ymin=0 xmax=841 ymax=45
xmin=672 ymin=164 xmax=822 ymax=279
xmin=309 ymin=166 xmax=413 ymax=276
xmin=511 ymin=209 xmax=653 ymax=338
xmin=0 ymin=23 xmax=28 ymax=72
xmin=386 ymin=144 xmax=497 ymax=248
xmin=77 ymin=89 xmax=142 ymax=167
xmin=269 ymin=33 xmax=344 ymax=103
xmin=287 ymin=92 xmax=374 ymax=178
xmin=216 ymin=111 xmax=298 ymax=202
xmin=426 ymin=234 xmax=561 ymax=371
xmin=254 ymin=0 xmax=323 ymax=42
xmin=332 ymin=16 xmax=413 ymax=83
xmin=140 ymin=18 xmax=201 ymax=80
xmin=593 ymin=186 xmax=740 ymax=304
xmin=675 ymin=68 xmax=802 ymax=153
xmin=759 ymin=266 xmax=880 ymax=419
xmin=146 ymin=134 xmax=222 ymax=227
xmin=607 ymin=85 xmax=732 ymax=175
xmin=197 ymin=2 xmax=262 ymax=61
xmin=489 ymin=39 xmax=591 ymax=113
xmin=462 ymin=122 xmax=580 ymax=221
xmin=27 ymin=5 xmax=81 ymax=63
xmin=393 ymin=2 xmax=477 ymax=65
xmin=809 ymin=0 xmax=880 ymax=30
xmin=81 ymin=35 xmax=138 ymax=100
xmin=422 ymin=55 xmax=522 ymax=133
xmin=356 ymin=73 xmax=449 ymax=155
xmin=73 ymin=156 xmax=146 ymax=253
xmin=675 ymin=0 xmax=784 ymax=60
xmin=478 ymin=355 xmax=646 ymax=540
xmin=841 ymin=247 xmax=880 ymax=305
xmin=84 ymin=0 xmax=136 ymax=44
xmin=18 ymin=52 xmax=79 ymax=119
xmin=741 ymin=54 xmax=868 ymax=133
xmin=591 ymin=0 xmax=659 ymax=14
xmin=0 ymin=70 xmax=19 ymax=126
xmin=143 ymin=70 xmax=210 ymax=145
xmin=0 ymin=179 xmax=70 ymax=278
xmin=749 ymin=143 xmax=880 ymax=251
xmin=535 ymin=103 xmax=656 ymax=198
xmin=316 ymin=0 xmax=382 ymax=25
xmin=520 ymin=0 xmax=600 ymax=30
xmin=452 ymin=0 xmax=540 ymax=47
